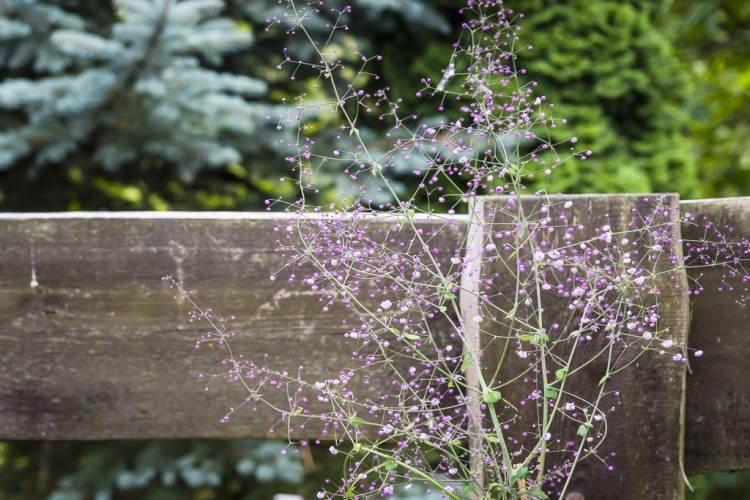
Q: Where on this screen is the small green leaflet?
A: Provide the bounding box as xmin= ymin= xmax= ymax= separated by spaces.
xmin=461 ymin=484 xmax=476 ymax=496
xmin=520 ymin=332 xmax=549 ymax=345
xmin=350 ymin=417 xmax=364 ymax=426
xmin=460 ymin=354 xmax=472 ymax=373
xmin=438 ymin=305 xmax=447 ymax=313
xmin=483 ymin=390 xmax=502 ymax=404
xmin=544 ymin=387 xmax=558 ymax=399
xmin=599 ymin=374 xmax=610 ymax=386
xmin=511 ymin=466 xmax=529 ymax=482
xmin=439 ymin=281 xmax=456 ymax=300
xmin=577 ymin=422 xmax=592 ymax=437
xmin=406 ymin=208 xmax=415 ymax=219
xmin=555 ymin=368 xmax=568 ymax=381
xmin=486 ymin=434 xmax=500 ymax=444
xmin=384 ymin=460 xmax=398 ymax=471
xmin=505 ymin=306 xmax=517 ymax=319
xmin=403 ymin=333 xmax=420 ymax=341
xmin=529 ymin=489 xmax=549 ymax=499
xmin=352 ymin=443 xmax=361 ymax=453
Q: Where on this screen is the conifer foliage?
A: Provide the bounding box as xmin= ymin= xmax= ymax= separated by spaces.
xmin=0 ymin=0 xmax=270 ymax=176
xmin=519 ymin=0 xmax=699 ymax=196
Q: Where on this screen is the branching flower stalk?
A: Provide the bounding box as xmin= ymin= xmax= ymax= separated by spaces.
xmin=167 ymin=1 xmax=750 ymax=498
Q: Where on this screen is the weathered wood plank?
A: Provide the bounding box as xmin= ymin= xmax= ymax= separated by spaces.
xmin=0 ymin=200 xmax=747 ymax=482
xmin=0 ymin=213 xmax=465 ymax=440
xmin=681 ymin=198 xmax=750 ymax=475
xmin=472 ymin=194 xmax=688 ymax=500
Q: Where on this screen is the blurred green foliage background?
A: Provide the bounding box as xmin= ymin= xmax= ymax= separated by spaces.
xmin=0 ymin=0 xmax=748 ymax=498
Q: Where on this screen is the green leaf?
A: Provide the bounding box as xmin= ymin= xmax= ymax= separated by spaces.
xmin=511 ymin=466 xmax=529 ymax=482
xmin=438 ymin=305 xmax=447 ymax=313
xmin=384 ymin=460 xmax=398 ymax=471
xmin=460 ymin=354 xmax=472 ymax=373
xmin=352 ymin=443 xmax=361 ymax=453
xmin=505 ymin=306 xmax=517 ymax=319
xmin=403 ymin=333 xmax=420 ymax=341
xmin=577 ymin=422 xmax=592 ymax=438
xmin=483 ymin=390 xmax=502 ymax=404
xmin=406 ymin=208 xmax=415 ymax=219
xmin=555 ymin=368 xmax=568 ymax=380
xmin=529 ymin=489 xmax=549 ymax=499
xmin=520 ymin=332 xmax=549 ymax=345
xmin=598 ymin=374 xmax=610 ymax=386
xmin=440 ymin=282 xmax=457 ymax=301
xmin=544 ymin=387 xmax=558 ymax=399
xmin=350 ymin=417 xmax=364 ymax=426
xmin=461 ymin=484 xmax=476 ymax=496
xmin=486 ymin=434 xmax=500 ymax=444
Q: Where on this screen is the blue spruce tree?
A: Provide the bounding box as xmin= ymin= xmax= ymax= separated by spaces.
xmin=0 ymin=0 xmax=272 ymax=178
xmin=0 ymin=0 xmax=455 ymax=210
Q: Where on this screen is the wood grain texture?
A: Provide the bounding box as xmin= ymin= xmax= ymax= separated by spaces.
xmin=473 ymin=195 xmax=689 ymax=500
xmin=681 ymin=198 xmax=750 ymax=475
xmin=0 ymin=214 xmax=465 ymax=440
xmin=0 ymin=200 xmax=747 ymax=484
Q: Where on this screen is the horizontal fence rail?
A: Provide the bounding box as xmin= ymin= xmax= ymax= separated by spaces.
xmin=0 ymin=196 xmax=748 ymax=499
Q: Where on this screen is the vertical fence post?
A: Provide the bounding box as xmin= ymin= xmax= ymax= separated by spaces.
xmin=681 ymin=198 xmax=750 ymax=474
xmin=460 ymin=197 xmax=488 ymax=493
xmin=463 ymin=194 xmax=689 ymax=499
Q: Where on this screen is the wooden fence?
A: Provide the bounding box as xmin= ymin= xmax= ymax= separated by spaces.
xmin=0 ymin=195 xmax=748 ymax=499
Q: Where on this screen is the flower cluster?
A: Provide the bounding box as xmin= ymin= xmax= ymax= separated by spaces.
xmin=168 ymin=1 xmax=749 ymax=498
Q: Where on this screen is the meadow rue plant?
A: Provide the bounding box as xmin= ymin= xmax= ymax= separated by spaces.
xmin=166 ymin=1 xmax=750 ymax=498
